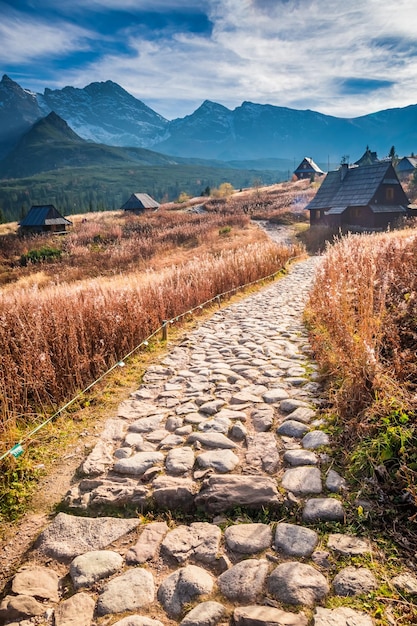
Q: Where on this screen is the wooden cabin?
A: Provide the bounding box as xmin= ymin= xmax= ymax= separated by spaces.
xmin=354 ymin=146 xmax=379 ymax=167
xmin=306 ymin=162 xmax=410 ymax=229
xmin=19 ymin=205 xmax=72 ymax=234
xmin=396 ymin=156 xmax=417 ymax=179
xmin=121 ymin=193 xmax=160 ymax=213
xmin=293 ymin=157 xmax=324 ymax=180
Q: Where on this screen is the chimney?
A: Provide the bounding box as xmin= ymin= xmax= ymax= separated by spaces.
xmin=340 ymin=163 xmax=349 ymax=181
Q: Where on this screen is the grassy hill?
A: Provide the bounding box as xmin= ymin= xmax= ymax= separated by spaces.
xmin=0 ymin=112 xmax=285 ymax=221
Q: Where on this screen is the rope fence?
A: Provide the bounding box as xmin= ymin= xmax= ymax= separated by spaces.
xmin=0 ymin=254 xmax=301 ymax=462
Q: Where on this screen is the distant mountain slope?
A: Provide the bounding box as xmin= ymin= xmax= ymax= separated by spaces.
xmin=0 ymin=112 xmax=182 ymax=178
xmin=1 ymin=75 xmax=417 ymax=165
xmin=0 ymin=75 xmax=44 ymax=159
xmin=38 ymin=80 xmax=169 ymax=148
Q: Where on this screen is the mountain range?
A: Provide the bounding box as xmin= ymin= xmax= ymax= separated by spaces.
xmin=1 ymin=74 xmax=417 ymax=169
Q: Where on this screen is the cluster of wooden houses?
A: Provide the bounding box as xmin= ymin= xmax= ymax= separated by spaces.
xmin=294 ymin=149 xmax=416 ymax=229
xmin=17 ymin=150 xmax=417 ymax=234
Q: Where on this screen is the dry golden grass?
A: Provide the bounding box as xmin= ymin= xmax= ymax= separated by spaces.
xmin=306 ymin=227 xmax=417 ymax=504
xmin=0 ymin=192 xmax=304 ymax=458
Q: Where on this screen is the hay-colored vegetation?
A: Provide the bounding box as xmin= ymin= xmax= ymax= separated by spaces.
xmin=0 ymin=190 xmax=305 ymax=485
xmin=306 ymin=229 xmax=417 ymax=514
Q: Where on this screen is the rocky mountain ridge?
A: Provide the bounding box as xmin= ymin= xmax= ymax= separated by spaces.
xmin=1 ymin=74 xmax=417 ymax=165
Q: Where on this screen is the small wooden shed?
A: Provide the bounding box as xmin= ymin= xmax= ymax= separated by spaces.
xmin=293 ymin=157 xmax=324 ymax=180
xmin=306 ymin=161 xmax=410 ymax=229
xmin=19 ymin=205 xmax=72 ymax=234
xmin=121 ymin=193 xmax=160 ymax=213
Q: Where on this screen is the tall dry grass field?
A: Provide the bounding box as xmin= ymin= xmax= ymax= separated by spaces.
xmin=306 ymin=229 xmax=417 ymax=504
xmin=0 ymin=202 xmax=303 ymax=459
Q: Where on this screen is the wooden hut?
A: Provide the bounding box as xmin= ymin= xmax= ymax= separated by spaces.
xmin=354 ymin=146 xmax=379 ymax=167
xmin=19 ymin=205 xmax=72 ymax=234
xmin=293 ymin=157 xmax=324 ymax=180
xmin=396 ymin=156 xmax=417 ymax=179
xmin=306 ymin=162 xmax=410 ymax=229
xmin=121 ymin=193 xmax=160 ymax=213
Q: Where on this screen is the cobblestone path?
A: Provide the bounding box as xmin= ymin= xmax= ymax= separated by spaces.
xmin=1 ymin=256 xmax=414 ymax=626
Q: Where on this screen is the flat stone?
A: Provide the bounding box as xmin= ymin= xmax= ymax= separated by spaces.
xmin=199 ymin=399 xmax=226 ymax=415
xmin=392 ymin=572 xmax=417 ymax=595
xmin=0 ymin=595 xmax=45 ymax=622
xmin=157 ymin=565 xmax=214 ymax=618
xmin=263 ymin=388 xmax=290 ymax=404
xmin=126 ymin=521 xmax=169 ymax=564
xmin=283 ymin=449 xmax=318 ymax=466
xmin=118 ymin=400 xmax=164 ymax=419
xmin=180 ymin=601 xmax=225 ymax=626
xmin=327 ymin=534 xmax=372 ymax=555
xmin=70 ymin=550 xmax=123 ymax=589
xmin=196 ymin=449 xmax=239 ymax=473
xmin=277 ymin=420 xmax=310 ymax=438
xmin=12 ymin=566 xmax=60 ymax=601
xmin=124 ymin=433 xmax=146 ymax=449
xmin=302 ymin=431 xmax=330 ymax=449
xmin=230 ymin=420 xmax=247 ymax=440
xmin=326 ymin=470 xmax=347 ymax=493
xmin=302 ymin=498 xmax=345 ymax=523
xmin=224 ymin=523 xmax=272 ymax=554
xmin=128 ymin=415 xmax=164 ymax=432
xmin=166 ymin=416 xmax=184 ymax=431
xmin=152 ymin=476 xmax=197 ymax=511
xmin=251 ymin=406 xmax=275 ymax=431
xmin=80 ymin=440 xmax=114 ymax=476
xmin=54 ymin=592 xmax=95 ymax=626
xmin=114 ymin=451 xmax=164 ymax=476
xmin=195 ymin=474 xmax=281 ymax=513
xmin=275 ymin=523 xmax=318 ymax=557
xmin=230 ymin=391 xmax=263 ymax=405
xmin=313 ymin=607 xmax=373 ymax=626
xmin=268 ymin=562 xmax=329 ymax=606
xmin=177 ymin=402 xmax=199 ymax=415
xmin=218 ymin=559 xmax=269 ymax=602
xmin=165 ymin=447 xmax=195 ymax=475
xmin=234 ymin=605 xmax=308 ymax=626
xmin=280 ymin=399 xmax=311 ymax=413
xmin=284 ymin=407 xmax=316 ymax=424
xmin=281 ymin=466 xmax=322 ymax=495
xmin=35 ymin=513 xmax=140 ymax=560
xmin=198 ymin=417 xmax=231 ymax=434
xmin=333 ymin=567 xmax=378 ymax=596
xmin=246 ymin=433 xmax=280 ymax=474
xmin=158 ymin=434 xmax=184 ymax=449
xmin=188 ymin=432 xmax=237 ymax=449
xmin=97 ymin=569 xmax=154 ymax=615
xmin=216 ymin=408 xmax=247 ymax=421
xmin=161 ymin=522 xmax=221 ymax=564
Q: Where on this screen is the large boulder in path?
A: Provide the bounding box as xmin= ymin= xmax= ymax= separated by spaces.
xmin=157 ymin=565 xmax=214 ymax=617
xmin=234 ymin=605 xmax=308 ymax=626
xmin=35 ymin=512 xmax=140 ymax=560
xmin=195 ymin=474 xmax=281 ymax=513
xmin=97 ymin=569 xmax=154 ymax=615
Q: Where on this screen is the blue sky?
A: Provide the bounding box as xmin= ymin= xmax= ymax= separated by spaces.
xmin=1 ymin=0 xmax=417 ymax=120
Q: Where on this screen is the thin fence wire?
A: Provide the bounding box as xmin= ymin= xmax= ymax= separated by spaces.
xmin=0 ymin=255 xmax=300 ymax=462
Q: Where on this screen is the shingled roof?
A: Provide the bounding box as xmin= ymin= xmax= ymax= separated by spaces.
xmin=19 ymin=205 xmax=72 ymax=228
xmin=121 ymin=193 xmax=160 ymax=211
xmin=306 ymin=162 xmax=404 ymax=211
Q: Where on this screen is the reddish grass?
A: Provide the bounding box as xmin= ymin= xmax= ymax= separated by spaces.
xmin=306 ymin=228 xmax=417 ymax=502
xmin=0 ymin=184 xmax=306 ymax=455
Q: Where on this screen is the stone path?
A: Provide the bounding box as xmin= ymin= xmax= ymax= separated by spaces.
xmin=1 ymin=256 xmax=416 ymax=626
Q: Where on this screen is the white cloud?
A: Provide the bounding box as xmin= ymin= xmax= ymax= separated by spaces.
xmin=0 ymin=12 xmax=92 ymax=65
xmin=6 ymin=0 xmax=417 ymax=118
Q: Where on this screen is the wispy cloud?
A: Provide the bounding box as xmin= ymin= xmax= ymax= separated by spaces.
xmin=2 ymin=0 xmax=417 ymax=118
